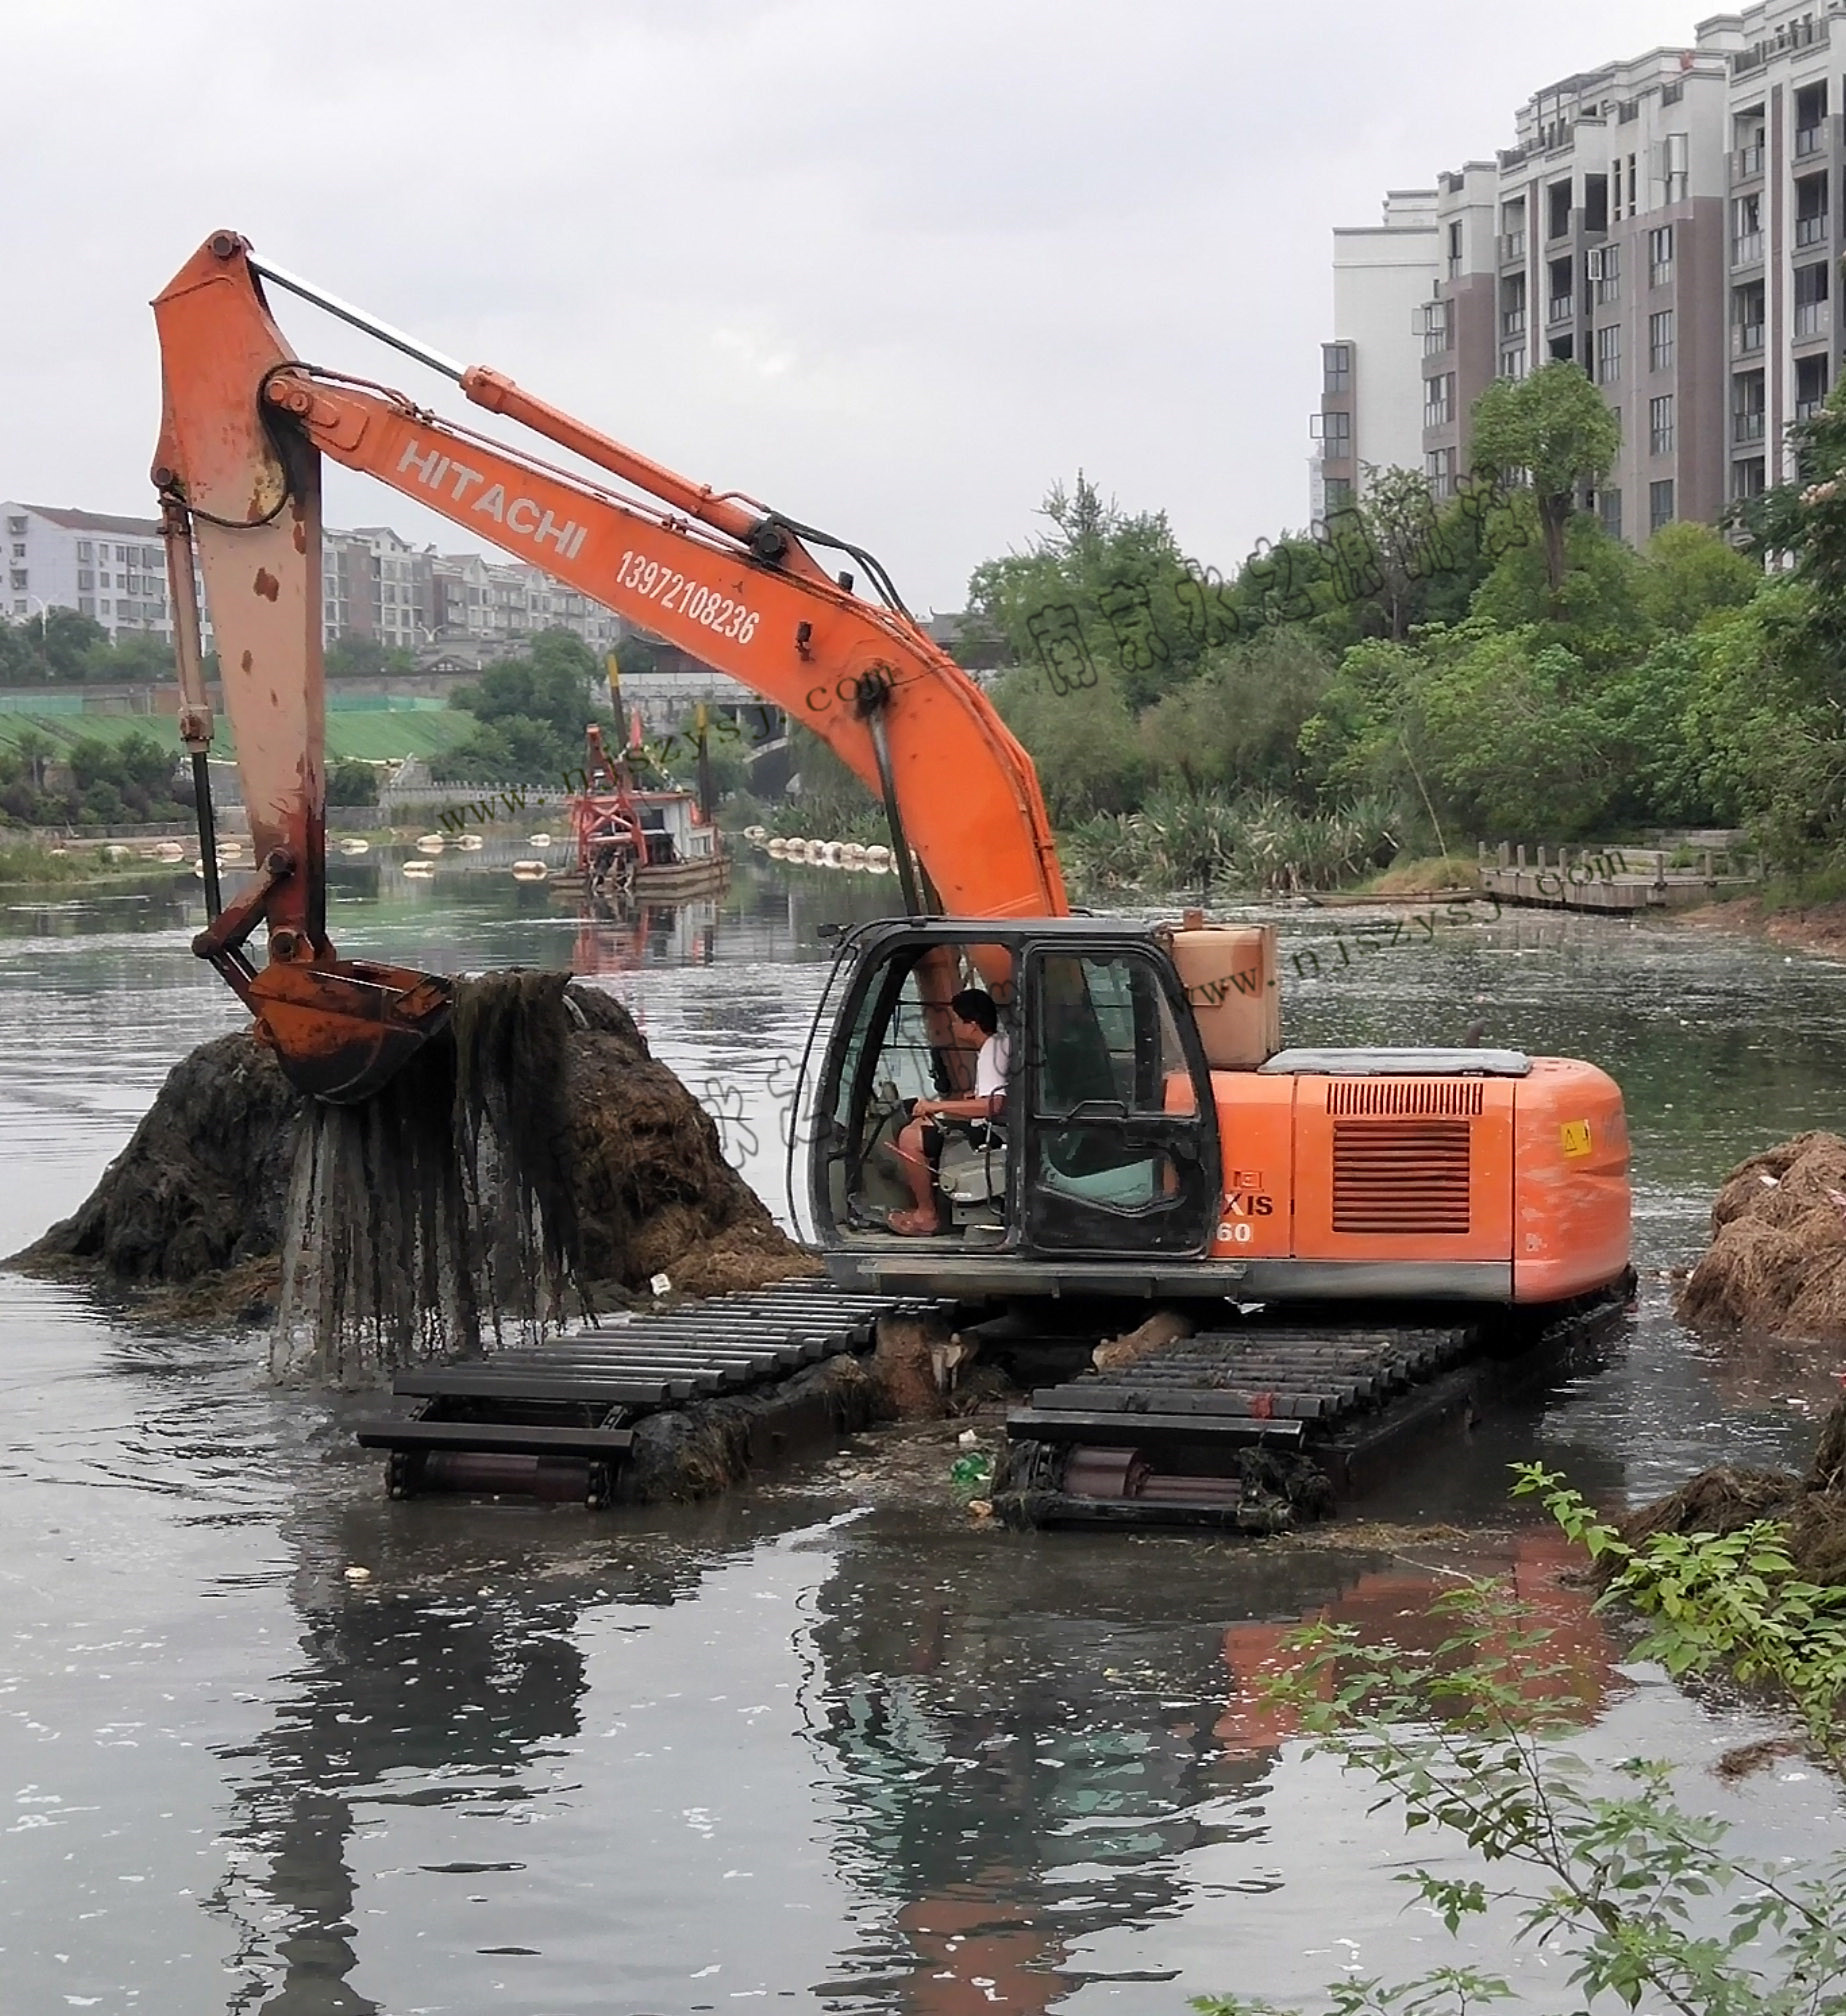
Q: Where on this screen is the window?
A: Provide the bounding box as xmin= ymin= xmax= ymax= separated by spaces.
xmin=1423 ymin=373 xmax=1454 ymax=427
xmin=1649 ymin=479 xmax=1676 ymax=533
xmin=8 ymin=543 xmax=21 ymax=559
xmin=1733 ymin=279 xmax=1766 ymax=355
xmin=1421 ymin=301 xmax=1452 ymax=356
xmin=1796 ymin=353 xmax=1830 ymax=420
xmin=1733 ymin=369 xmax=1766 ymax=444
xmin=8 ymin=570 xmax=25 ymax=592
xmin=1732 ymin=457 xmax=1767 ymax=501
xmin=77 ymin=568 xmax=94 ymax=590
xmin=1447 ymin=219 xmax=1463 ymax=278
xmin=1500 ymin=347 xmax=1528 ymax=381
xmin=1648 ymin=225 xmax=1675 ymax=285
xmin=5 ymin=517 xmax=25 ymax=537
xmin=1733 ymin=192 xmax=1764 ymax=264
xmin=1322 ymin=409 xmax=1352 ymax=458
xmin=1599 ymin=488 xmax=1623 ymax=540
xmin=1662 ymin=131 xmax=1689 ymax=204
xmin=1796 ymin=260 xmax=1831 ymax=338
xmin=77 ymin=596 xmax=95 ymax=616
xmin=1796 ymin=172 xmax=1830 ymax=246
xmin=1322 ymin=343 xmax=1351 ymax=394
xmin=1500 ymin=271 xmax=1527 ymax=336
xmin=1590 ymin=242 xmax=1620 ymax=304
xmin=1547 ymin=179 xmax=1573 ymax=240
xmin=1425 ymin=446 xmax=1458 ymax=499
xmin=1323 ymin=476 xmax=1354 ymax=511
xmin=1595 ymin=323 xmax=1621 ymax=385
xmin=1649 ymin=394 xmax=1676 ymax=455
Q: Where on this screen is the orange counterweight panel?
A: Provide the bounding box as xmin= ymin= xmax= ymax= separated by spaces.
xmin=1511 ymin=1059 xmax=1631 ymax=1302
xmin=1206 ymin=1073 xmax=1295 ymax=1258
xmin=1290 ymin=1075 xmax=1516 ymax=1266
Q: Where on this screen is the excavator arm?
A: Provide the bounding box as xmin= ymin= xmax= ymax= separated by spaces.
xmin=150 ymin=233 xmax=1064 ymax=1099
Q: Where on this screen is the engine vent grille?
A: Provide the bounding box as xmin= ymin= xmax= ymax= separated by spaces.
xmin=1332 ymin=1120 xmax=1472 ymax=1235
xmin=1325 ymin=1078 xmax=1485 ymax=1118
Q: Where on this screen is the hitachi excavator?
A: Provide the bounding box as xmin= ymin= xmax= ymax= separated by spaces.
xmin=150 ymin=231 xmax=1630 ymax=1332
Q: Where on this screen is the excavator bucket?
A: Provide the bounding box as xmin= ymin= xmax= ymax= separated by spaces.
xmin=246 ymin=958 xmax=455 ymax=1105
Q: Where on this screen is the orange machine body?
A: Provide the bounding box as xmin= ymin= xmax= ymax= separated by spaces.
xmin=1202 ymin=1061 xmax=1628 ymax=1302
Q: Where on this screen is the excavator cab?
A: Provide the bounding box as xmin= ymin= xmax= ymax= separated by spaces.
xmin=808 ymin=920 xmax=1221 ymax=1276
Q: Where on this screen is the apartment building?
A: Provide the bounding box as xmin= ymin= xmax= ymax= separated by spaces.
xmin=2 ymin=504 xmax=174 ymax=639
xmin=1704 ymin=0 xmax=1846 ymax=503
xmin=4 ymin=499 xmax=630 ymax=665
xmin=1313 ymin=192 xmax=1441 ymax=514
xmin=1320 ymin=0 xmax=1846 ymax=542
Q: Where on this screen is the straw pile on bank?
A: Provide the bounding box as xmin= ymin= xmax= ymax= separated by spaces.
xmin=1677 ymin=1132 xmax=1846 ymax=1342
xmin=19 ymin=974 xmax=817 ymax=1378
xmin=1618 ymin=1394 xmax=1846 ymax=1584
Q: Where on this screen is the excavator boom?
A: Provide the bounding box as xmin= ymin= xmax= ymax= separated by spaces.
xmin=152 ymin=232 xmax=1065 ymax=1101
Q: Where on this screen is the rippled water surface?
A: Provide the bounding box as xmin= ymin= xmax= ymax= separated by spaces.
xmin=3 ymin=864 xmax=1843 ymax=2013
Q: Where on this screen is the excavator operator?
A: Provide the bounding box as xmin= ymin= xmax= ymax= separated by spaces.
xmin=889 ymin=989 xmax=1009 ymax=1236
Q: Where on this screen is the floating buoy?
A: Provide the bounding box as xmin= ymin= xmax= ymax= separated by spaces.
xmin=337 ymin=837 xmax=371 ymax=856
xmin=843 ymin=841 xmax=867 ymax=862
xmin=415 ymin=833 xmax=445 ymax=855
xmin=527 ymin=832 xmax=552 ymax=849
xmin=743 ymin=824 xmax=768 ymax=844
xmin=511 ymin=859 xmax=550 ymax=881
xmin=217 ymin=839 xmax=245 ymax=860
xmin=865 ymin=857 xmax=891 ymax=876
xmin=190 ymin=860 xmax=205 ymax=879
xmin=864 ymin=843 xmax=892 ymax=866
xmin=99 ymin=843 xmax=132 ymax=864
xmin=401 ymin=860 xmax=436 ymax=879
xmin=766 ymin=837 xmax=789 ymax=858
xmin=152 ymin=840 xmax=186 ymax=863
xmin=820 ymin=841 xmax=844 ymax=866
xmin=455 ymin=832 xmax=484 ymax=851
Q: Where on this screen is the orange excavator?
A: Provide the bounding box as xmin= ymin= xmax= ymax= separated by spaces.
xmin=151 ymin=231 xmax=1630 ymax=1324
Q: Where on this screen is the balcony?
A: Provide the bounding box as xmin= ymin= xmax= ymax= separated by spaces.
xmin=1423 ymin=325 xmax=1452 ymax=357
xmin=1796 ymin=124 xmax=1828 ymax=158
xmin=1732 ymin=321 xmax=1765 ymax=356
xmin=1797 ymin=397 xmax=1828 ymax=421
xmin=1732 ymin=230 xmax=1765 ymax=264
xmin=1731 ymin=143 xmax=1765 ymax=178
xmin=1733 ymin=410 xmax=1767 ymax=445
xmin=1547 ymin=293 xmax=1575 ymax=325
xmin=1498 ymin=231 xmax=1525 ymax=263
xmin=1795 ymin=299 xmax=1832 ymax=340
xmin=1501 ymin=308 xmax=1527 ymax=337
xmin=1797 ymin=212 xmax=1831 ymax=247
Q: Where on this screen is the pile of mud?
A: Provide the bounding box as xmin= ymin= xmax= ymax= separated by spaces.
xmin=1677 ymin=1131 xmax=1846 ymax=1342
xmin=19 ymin=976 xmax=817 ymax=1367
xmin=1618 ymin=1394 xmax=1846 ymax=1584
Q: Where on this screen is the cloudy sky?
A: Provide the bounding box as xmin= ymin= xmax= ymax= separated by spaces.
xmin=5 ymin=0 xmax=1701 ymax=612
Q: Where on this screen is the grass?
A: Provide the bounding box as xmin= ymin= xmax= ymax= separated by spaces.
xmin=1356 ymin=853 xmax=1482 ymax=897
xmin=1759 ymin=863 xmax=1846 ymax=912
xmin=0 ymin=840 xmax=106 ymax=888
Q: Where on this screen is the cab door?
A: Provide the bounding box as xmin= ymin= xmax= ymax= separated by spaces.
xmin=1021 ymin=944 xmax=1218 ymax=1256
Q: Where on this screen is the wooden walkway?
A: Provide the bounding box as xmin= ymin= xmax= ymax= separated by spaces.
xmin=1478 ymin=841 xmax=1759 ymax=913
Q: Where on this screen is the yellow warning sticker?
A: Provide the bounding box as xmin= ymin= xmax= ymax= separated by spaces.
xmin=1560 ymin=1119 xmax=1593 ymax=1160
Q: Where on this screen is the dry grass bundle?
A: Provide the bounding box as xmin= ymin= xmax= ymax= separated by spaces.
xmin=1678 ymin=1132 xmax=1846 ymax=1342
xmin=1615 ymin=1394 xmax=1846 ymax=1585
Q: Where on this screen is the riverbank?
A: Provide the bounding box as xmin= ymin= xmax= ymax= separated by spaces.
xmin=1675 ymin=888 xmax=1846 ymax=959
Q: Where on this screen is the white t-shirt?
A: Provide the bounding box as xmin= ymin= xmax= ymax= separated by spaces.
xmin=975 ymin=1030 xmax=1010 ymax=1102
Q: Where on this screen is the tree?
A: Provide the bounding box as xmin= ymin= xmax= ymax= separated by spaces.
xmin=326 ymin=760 xmax=379 ymax=807
xmin=432 ymin=629 xmax=606 ymax=785
xmin=1469 ymin=362 xmax=1620 ymax=601
xmin=326 ymin=635 xmax=414 ymax=678
xmin=1636 ymin=519 xmax=1762 ymax=633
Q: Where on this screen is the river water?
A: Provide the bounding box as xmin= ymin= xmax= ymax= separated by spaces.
xmin=2 ymin=861 xmax=1843 ymax=2014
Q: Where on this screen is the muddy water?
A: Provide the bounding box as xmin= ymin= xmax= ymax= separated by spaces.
xmin=2 ymin=866 xmax=1843 ymax=2014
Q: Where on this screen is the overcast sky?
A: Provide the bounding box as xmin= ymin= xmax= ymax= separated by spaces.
xmin=5 ymin=0 xmax=1702 ymax=612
